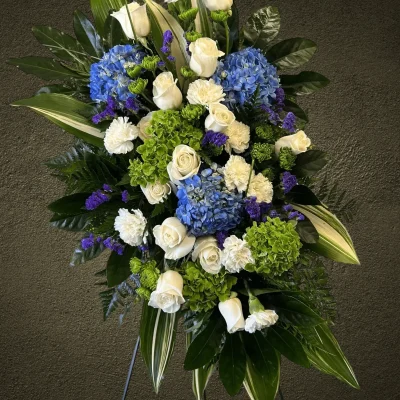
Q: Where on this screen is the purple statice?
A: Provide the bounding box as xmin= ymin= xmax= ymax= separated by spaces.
xmin=282 ymin=112 xmax=296 ymax=133
xmin=275 ymin=87 xmax=285 ymax=111
xmin=103 ymin=237 xmax=125 ymax=255
xmin=261 ymin=104 xmax=281 ymax=125
xmin=92 ymin=97 xmax=117 ymax=124
xmin=121 ymin=190 xmax=129 ymax=203
xmin=103 ymin=184 xmax=112 ymax=192
xmin=167 ymin=55 xmax=176 ymax=62
xmin=202 ymin=130 xmax=228 ymax=147
xmin=85 ymin=189 xmax=110 ymax=210
xmin=288 ymin=211 xmax=305 ymax=221
xmin=81 ymin=234 xmax=95 ymax=250
xmin=216 ymin=231 xmax=229 ymax=249
xmin=283 ymin=204 xmax=294 ymax=212
xmin=269 ymin=210 xmax=281 ymax=219
xmin=138 ymin=244 xmax=149 ymax=253
xmin=125 ymin=97 xmax=139 ymax=113
xmin=282 ymin=171 xmax=298 ymax=194
xmin=161 ymin=30 xmax=174 ymax=55
xmin=245 ymin=197 xmax=272 ymax=222
xmin=157 ymin=61 xmax=166 ymax=68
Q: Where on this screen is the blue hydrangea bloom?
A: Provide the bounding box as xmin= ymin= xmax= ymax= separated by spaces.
xmin=89 ymin=45 xmax=146 ymax=105
xmin=176 ymin=168 xmax=244 ymax=237
xmin=213 ymin=48 xmax=280 ymax=108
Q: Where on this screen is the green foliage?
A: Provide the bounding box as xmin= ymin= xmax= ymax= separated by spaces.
xmin=90 ymin=0 xmax=125 ymax=37
xmin=262 ymin=167 xmax=275 ymax=181
xmin=106 ymin=246 xmax=137 ymax=287
xmin=181 ymin=104 xmax=206 ymax=121
xmin=70 ymin=238 xmax=106 ymax=266
xmin=283 ymin=99 xmax=309 ymax=128
xmin=129 ymin=257 xmax=160 ymax=299
xmin=254 ymin=124 xmax=285 ymax=143
xmin=129 ymin=110 xmax=203 ymax=186
xmin=246 ymin=218 xmax=302 ymax=276
xmin=251 ymin=142 xmax=274 ymax=163
xmin=280 ymin=71 xmax=330 ymax=96
xmin=182 ymin=261 xmax=237 ymax=313
xmin=279 ymin=147 xmax=297 ymax=170
xmin=294 ymin=149 xmax=329 ymax=177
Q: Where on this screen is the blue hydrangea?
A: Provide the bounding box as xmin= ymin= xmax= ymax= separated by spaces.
xmin=213 ymin=48 xmax=280 ymax=108
xmin=89 ymin=44 xmax=146 ymax=105
xmin=176 ymin=168 xmax=244 ymax=237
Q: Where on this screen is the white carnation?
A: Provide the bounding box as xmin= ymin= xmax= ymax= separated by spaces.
xmin=114 ymin=208 xmax=148 ymax=246
xmin=223 ymin=155 xmax=252 ymax=193
xmin=104 ymin=117 xmax=139 ymax=154
xmin=187 ymin=79 xmax=225 ymax=107
xmin=225 ymin=120 xmax=250 ymax=154
xmin=245 ymin=310 xmax=279 ymax=333
xmin=221 ymin=235 xmax=254 ymax=273
xmin=247 ymin=173 xmax=274 ymax=203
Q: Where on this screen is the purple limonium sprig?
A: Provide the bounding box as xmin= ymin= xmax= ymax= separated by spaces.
xmin=138 ymin=244 xmax=149 ymax=253
xmin=103 ymin=184 xmax=113 ymax=192
xmin=81 ymin=234 xmax=95 ymax=250
xmin=282 ymin=204 xmax=294 ymax=212
xmin=161 ymin=30 xmax=174 ymax=56
xmin=261 ymin=104 xmax=281 ymax=125
xmin=269 ymin=210 xmax=281 ymax=219
xmin=92 ymin=97 xmax=117 ymax=124
xmin=85 ymin=189 xmax=110 ymax=210
xmin=103 ymin=237 xmax=125 ymax=255
xmin=245 ymin=197 xmax=272 ymax=222
xmin=125 ymin=97 xmax=139 ymax=113
xmin=121 ymin=190 xmax=129 ymax=203
xmin=202 ymin=130 xmax=228 ymax=147
xmin=282 ymin=111 xmax=296 ymax=132
xmin=288 ymin=211 xmax=305 ymax=221
xmin=216 ymin=231 xmax=229 ymax=249
xmin=282 ymin=171 xmax=298 ymax=194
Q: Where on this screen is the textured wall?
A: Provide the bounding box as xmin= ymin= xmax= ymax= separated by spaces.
xmin=1 ymin=0 xmax=399 ymax=399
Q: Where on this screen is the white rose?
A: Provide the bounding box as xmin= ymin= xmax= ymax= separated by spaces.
xmin=140 ymin=182 xmax=171 ymax=205
xmin=137 ymin=111 xmax=154 ymax=141
xmin=148 ymin=270 xmax=185 ymax=313
xmin=189 ymin=38 xmax=224 ymax=78
xmin=223 ymin=155 xmax=252 ymax=193
xmin=104 ymin=117 xmax=138 ymax=154
xmin=114 ymin=208 xmax=148 ymax=246
xmin=247 ymin=173 xmax=274 ymax=203
xmin=111 ymin=2 xmax=150 ymax=39
xmin=205 ymin=103 xmax=235 ymax=133
xmin=192 ymin=236 xmax=222 ymax=274
xmin=274 ymin=130 xmax=311 ymax=155
xmin=167 ymin=145 xmax=201 ymax=185
xmin=221 ymin=235 xmax=254 ymax=273
xmin=245 ymin=310 xmax=279 ymax=333
xmin=219 ymin=298 xmax=245 ymax=334
xmin=225 ymin=120 xmax=250 ymax=154
xmin=153 ymin=217 xmax=195 ymax=260
xmin=187 ymin=79 xmax=225 ymax=107
xmin=153 ymin=72 xmax=183 ymax=110
xmin=203 ymin=0 xmax=233 ymax=11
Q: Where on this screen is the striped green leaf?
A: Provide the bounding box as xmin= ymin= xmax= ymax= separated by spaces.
xmin=293 ymin=204 xmax=360 ymax=264
xmin=90 ymin=0 xmax=125 ymax=37
xmin=11 ymin=94 xmax=104 ymax=147
xmin=140 ymin=304 xmax=179 ymax=394
xmin=191 ymin=0 xmax=212 ymax=38
xmin=145 ymin=0 xmax=190 ymax=85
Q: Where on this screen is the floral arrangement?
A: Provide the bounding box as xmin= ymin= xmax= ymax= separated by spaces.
xmin=9 ymin=0 xmax=360 ymax=398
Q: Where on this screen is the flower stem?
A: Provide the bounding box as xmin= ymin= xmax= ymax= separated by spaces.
xmin=224 ymin=21 xmax=230 ymax=55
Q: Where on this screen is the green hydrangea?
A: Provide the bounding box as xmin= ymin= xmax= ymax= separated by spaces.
xmin=182 ymin=262 xmax=237 ymax=312
xmin=129 ymin=110 xmax=203 ymax=186
xmin=279 ymin=147 xmax=297 ymax=170
xmin=251 ymin=142 xmax=274 ymax=163
xmin=262 ymin=167 xmax=275 ymax=181
xmin=245 ymin=218 xmax=302 ymax=276
xmin=129 ymin=257 xmax=160 ymax=300
xmin=255 ymin=124 xmax=286 ymax=143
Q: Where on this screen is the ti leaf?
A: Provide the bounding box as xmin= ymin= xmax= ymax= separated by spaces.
xmin=303 ymin=323 xmax=359 ymax=389
xmin=292 ymin=204 xmax=360 ymax=264
xmin=73 ymin=10 xmax=104 ymax=58
xmin=192 ymin=0 xmax=212 ymax=38
xmin=280 ymin=71 xmax=330 ymax=95
xmin=267 ymin=38 xmax=317 ymax=70
xmin=294 ymin=149 xmax=329 ymax=177
xmin=106 ymin=245 xmax=135 ymax=287
xmin=140 ymin=304 xmax=180 ymax=393
xmin=90 ymin=0 xmax=125 ymax=37
xmin=219 ymin=333 xmax=246 ymax=396
xmin=242 ymin=332 xmax=280 ymax=400
xmin=243 ymin=6 xmax=280 ymax=49
xmin=296 ymin=220 xmax=319 ymax=244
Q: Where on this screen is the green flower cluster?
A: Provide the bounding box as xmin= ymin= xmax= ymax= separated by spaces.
xmin=130 ymin=257 xmax=160 ymax=300
xmin=129 ymin=110 xmax=203 ymax=186
xmin=182 ymin=262 xmax=237 ymax=312
xmin=279 ymin=147 xmax=297 ymax=170
xmin=245 ymin=218 xmax=302 ymax=276
xmin=255 ymin=124 xmax=286 ymax=143
xmin=181 ymin=104 xmax=205 ymax=121
xmin=251 ymin=142 xmax=274 ymax=163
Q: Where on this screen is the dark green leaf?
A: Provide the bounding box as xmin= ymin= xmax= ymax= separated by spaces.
xmin=266 ymin=38 xmax=317 ymax=70
xmin=103 ymin=14 xmax=128 ymax=49
xmin=50 ymin=212 xmax=91 ymax=231
xmin=7 ymin=57 xmax=82 ymax=80
xmin=32 ymin=26 xmax=88 ymax=65
xmin=73 ymin=10 xmax=104 ymax=58
xmin=194 ymin=0 xmax=213 ymax=38
xmin=214 ymin=3 xmax=240 ymax=53
xmin=296 ymin=220 xmax=319 ymax=244
xmin=36 ymin=84 xmax=79 ymax=96
xmin=284 ymin=99 xmax=309 ymax=127
xmin=243 ymin=6 xmax=280 ymax=48
xmin=269 ymin=294 xmax=324 ymax=326
xmin=219 ymin=333 xmax=246 ymax=396
xmin=286 ymin=185 xmax=321 ymax=206
xmin=106 ymin=245 xmax=135 ymax=287
xmin=266 ymin=326 xmax=310 ymax=367
xmin=294 ymin=149 xmax=329 ymax=177
xmin=90 ymin=0 xmax=125 ymax=37
xmin=48 ymin=193 xmax=89 ymax=214
xmin=280 ymin=71 xmax=330 ymax=95
xmin=242 ymin=332 xmax=280 ymax=400
xmin=184 ymin=311 xmax=225 ymax=370
xmin=70 ymin=239 xmax=106 ymax=266
xmin=303 ymin=324 xmax=359 ymax=389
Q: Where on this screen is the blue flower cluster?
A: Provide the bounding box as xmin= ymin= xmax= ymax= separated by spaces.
xmin=176 ymin=168 xmax=244 ymax=237
xmin=213 ymin=48 xmax=280 ymax=108
xmin=89 ymin=44 xmax=146 ymax=105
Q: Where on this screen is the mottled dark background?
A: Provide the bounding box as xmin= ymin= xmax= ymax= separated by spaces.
xmin=1 ymin=0 xmax=399 ymax=399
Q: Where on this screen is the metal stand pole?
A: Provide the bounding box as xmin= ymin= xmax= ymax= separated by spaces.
xmin=122 ymin=336 xmax=141 ymax=400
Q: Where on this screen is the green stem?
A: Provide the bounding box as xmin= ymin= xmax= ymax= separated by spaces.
xmin=224 ymin=21 xmax=230 ymax=55
xmin=124 ymin=0 xmax=138 ymax=42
